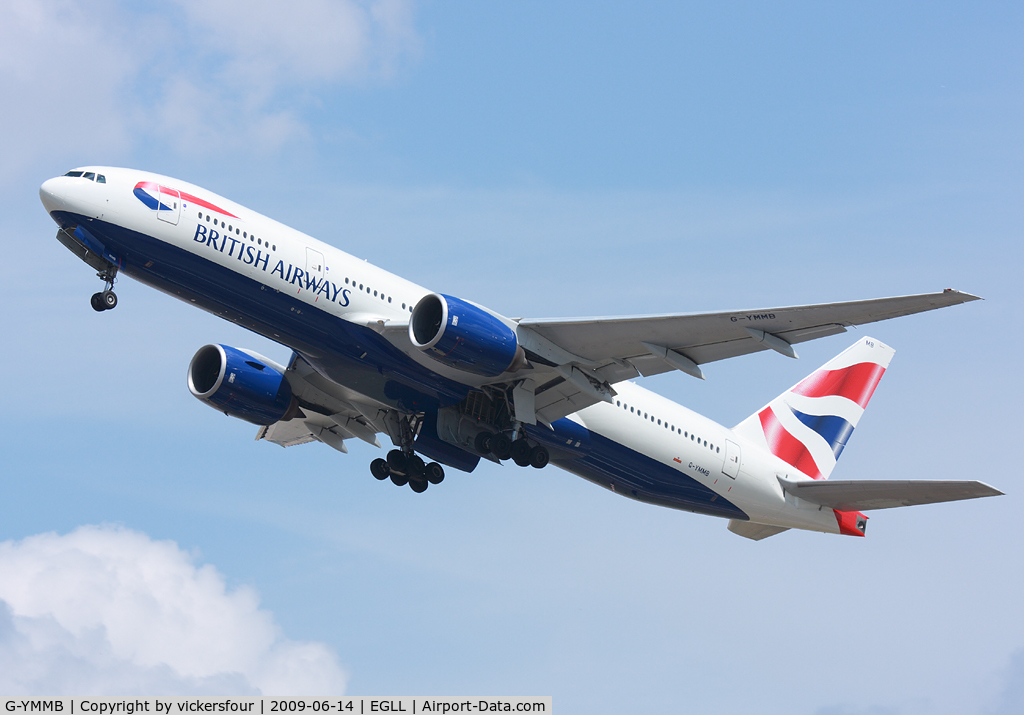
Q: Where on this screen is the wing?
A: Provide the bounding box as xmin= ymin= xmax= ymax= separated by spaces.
xmin=256 ymin=353 xmax=389 ymax=453
xmin=515 ymin=289 xmax=979 ymax=424
xmin=777 ymin=477 xmax=1004 ymax=512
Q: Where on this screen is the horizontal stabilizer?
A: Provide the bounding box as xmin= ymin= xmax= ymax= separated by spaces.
xmin=778 ymin=477 xmax=1004 ymax=511
xmin=728 ymin=520 xmax=791 ymax=540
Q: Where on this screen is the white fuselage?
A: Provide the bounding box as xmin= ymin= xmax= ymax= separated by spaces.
xmin=40 ymin=167 xmax=856 ymax=536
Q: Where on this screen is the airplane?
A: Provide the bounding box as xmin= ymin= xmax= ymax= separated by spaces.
xmin=39 ymin=166 xmax=1002 ymax=539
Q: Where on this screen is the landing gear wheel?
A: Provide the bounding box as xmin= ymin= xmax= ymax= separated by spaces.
xmin=370 ymin=458 xmax=390 ymax=480
xmin=390 ymin=471 xmax=409 ymax=487
xmin=102 ymin=291 xmax=117 ymax=310
xmin=409 ymin=479 xmax=428 ymax=493
xmin=425 ymin=462 xmax=445 ymax=485
xmin=511 ymin=439 xmax=532 ymax=467
xmin=491 ymin=433 xmax=512 ymax=460
xmin=474 ymin=431 xmax=494 ymax=454
xmin=529 ymin=445 xmax=550 ymax=469
xmin=386 ymin=449 xmax=408 ymax=475
xmin=405 ymin=454 xmax=425 ymax=479
xmin=90 ymin=293 xmax=106 ymax=312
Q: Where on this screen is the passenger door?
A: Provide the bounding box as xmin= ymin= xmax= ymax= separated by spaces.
xmin=722 ymin=439 xmax=741 ymax=478
xmin=157 ymin=185 xmax=180 ymax=225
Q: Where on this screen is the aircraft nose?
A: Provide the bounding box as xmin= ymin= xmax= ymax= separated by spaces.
xmin=39 ymin=177 xmax=67 ymax=215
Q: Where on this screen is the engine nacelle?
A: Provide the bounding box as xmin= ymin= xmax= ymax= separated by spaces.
xmin=187 ymin=344 xmax=294 ymax=425
xmin=410 ymin=293 xmax=524 ymax=377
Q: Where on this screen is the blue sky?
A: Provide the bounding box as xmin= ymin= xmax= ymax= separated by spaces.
xmin=1 ymin=1 xmax=1022 ymax=712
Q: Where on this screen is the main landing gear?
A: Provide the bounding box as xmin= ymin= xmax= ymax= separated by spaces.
xmin=90 ymin=266 xmax=118 ymax=312
xmin=474 ymin=431 xmax=549 ymax=469
xmin=369 ymin=450 xmax=446 ymax=494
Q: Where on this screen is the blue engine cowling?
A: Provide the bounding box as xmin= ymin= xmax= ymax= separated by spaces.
xmin=409 ymin=293 xmax=522 ymax=377
xmin=187 ymin=344 xmax=294 ymax=425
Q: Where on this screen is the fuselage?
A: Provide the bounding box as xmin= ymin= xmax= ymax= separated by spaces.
xmin=40 ymin=166 xmax=852 ymax=536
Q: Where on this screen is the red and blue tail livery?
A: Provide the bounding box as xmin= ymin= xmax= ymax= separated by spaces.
xmin=40 ymin=166 xmax=1003 ymax=540
xmin=735 ymin=338 xmax=893 ymax=482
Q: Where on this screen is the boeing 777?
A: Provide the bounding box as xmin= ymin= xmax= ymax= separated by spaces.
xmin=39 ymin=167 xmax=1002 ymax=539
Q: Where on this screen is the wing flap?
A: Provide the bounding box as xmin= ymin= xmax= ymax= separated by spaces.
xmin=778 ymin=477 xmax=1004 ymax=511
xmin=257 ymin=420 xmax=319 ymax=448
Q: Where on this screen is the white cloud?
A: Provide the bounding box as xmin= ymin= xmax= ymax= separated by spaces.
xmin=0 ymin=0 xmax=136 ymax=177
xmin=0 ymin=525 xmax=347 ymax=695
xmin=0 ymin=0 xmax=419 ymax=178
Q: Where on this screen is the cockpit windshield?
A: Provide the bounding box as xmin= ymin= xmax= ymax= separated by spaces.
xmin=64 ymin=170 xmax=106 ymax=183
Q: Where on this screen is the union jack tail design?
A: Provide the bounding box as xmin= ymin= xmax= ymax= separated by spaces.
xmin=732 ymin=337 xmax=895 ymax=481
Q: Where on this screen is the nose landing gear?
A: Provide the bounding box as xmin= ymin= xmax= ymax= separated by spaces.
xmin=90 ymin=267 xmax=118 ymax=312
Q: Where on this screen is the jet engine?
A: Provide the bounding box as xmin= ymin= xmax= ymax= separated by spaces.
xmin=409 ymin=293 xmax=526 ymax=377
xmin=187 ymin=344 xmax=295 ymax=425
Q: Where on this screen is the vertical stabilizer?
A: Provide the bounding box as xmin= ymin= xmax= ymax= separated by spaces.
xmin=733 ymin=337 xmax=895 ymax=480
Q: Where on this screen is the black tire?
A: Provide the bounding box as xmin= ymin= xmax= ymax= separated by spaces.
xmin=425 ymin=462 xmax=445 ymax=485
xmin=530 ymin=445 xmax=550 ymax=469
xmin=370 ymin=458 xmax=390 ymax=480
xmin=102 ymin=291 xmax=117 ymax=310
xmin=390 ymin=471 xmax=409 ymax=487
xmin=474 ymin=431 xmax=493 ymax=454
xmin=409 ymin=479 xmax=428 ymax=493
xmin=90 ymin=293 xmax=106 ymax=312
xmin=406 ymin=454 xmax=425 ymax=478
xmin=386 ymin=449 xmax=407 ymax=475
xmin=510 ymin=438 xmax=532 ymax=466
xmin=491 ymin=433 xmax=512 ymax=460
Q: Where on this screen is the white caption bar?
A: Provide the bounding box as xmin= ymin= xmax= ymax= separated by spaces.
xmin=0 ymin=698 xmax=551 ymax=715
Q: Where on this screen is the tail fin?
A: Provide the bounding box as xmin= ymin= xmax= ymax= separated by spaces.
xmin=733 ymin=336 xmax=895 ymax=480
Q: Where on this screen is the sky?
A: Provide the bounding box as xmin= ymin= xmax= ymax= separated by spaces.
xmin=1 ymin=0 xmax=1022 ymax=712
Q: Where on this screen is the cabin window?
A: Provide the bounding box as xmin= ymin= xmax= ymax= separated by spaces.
xmin=198 ymin=212 xmax=203 ymax=219
xmin=630 ymin=407 xmax=634 ymax=413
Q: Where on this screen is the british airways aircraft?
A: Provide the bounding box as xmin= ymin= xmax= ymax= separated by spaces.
xmin=39 ymin=167 xmax=1002 ymax=539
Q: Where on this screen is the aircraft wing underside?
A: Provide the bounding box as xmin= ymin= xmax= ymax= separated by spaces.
xmin=514 ymin=290 xmax=980 ymax=424
xmin=257 ymin=353 xmax=388 ymax=453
